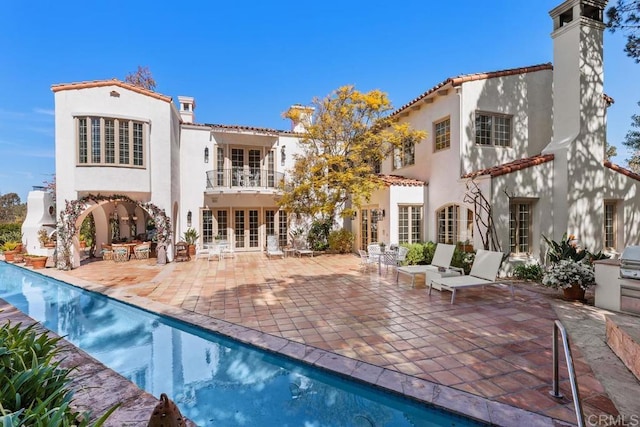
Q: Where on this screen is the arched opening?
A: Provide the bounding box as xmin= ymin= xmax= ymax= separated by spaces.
xmin=57 ymin=195 xmax=171 ymax=270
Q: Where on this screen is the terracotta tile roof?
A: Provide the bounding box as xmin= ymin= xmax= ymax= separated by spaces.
xmin=51 ymin=79 xmax=172 ymax=103
xmin=392 ymin=63 xmax=553 ymax=117
xmin=199 ymin=123 xmax=293 ymax=135
xmin=462 ymin=154 xmax=555 ymax=179
xmin=376 ymin=174 xmax=425 ymax=187
xmin=605 ymin=161 xmax=640 ymax=182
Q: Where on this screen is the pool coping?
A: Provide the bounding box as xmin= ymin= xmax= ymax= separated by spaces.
xmin=32 ymin=264 xmax=569 ymax=427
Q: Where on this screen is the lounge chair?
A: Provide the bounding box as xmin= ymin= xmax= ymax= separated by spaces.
xmin=266 ymin=235 xmax=284 ymax=258
xmin=396 ymin=243 xmax=458 ymax=286
xmin=294 ymin=238 xmax=313 ymax=257
xmin=429 ymin=249 xmax=512 ymax=304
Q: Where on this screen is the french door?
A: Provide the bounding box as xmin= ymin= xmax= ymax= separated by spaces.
xmin=233 ymin=209 xmax=260 ymax=251
xmin=360 ymin=208 xmax=379 ymax=250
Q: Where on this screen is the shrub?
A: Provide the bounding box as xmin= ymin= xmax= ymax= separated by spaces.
xmin=423 ymin=241 xmax=437 ymax=265
xmin=404 ymin=243 xmax=426 ymax=265
xmin=451 ymin=246 xmax=475 ymax=274
xmin=513 ymin=263 xmax=544 ymax=282
xmin=308 ymin=218 xmax=332 ymax=251
xmin=328 ymin=229 xmax=354 ymax=253
xmin=0 ymin=320 xmax=117 ymax=426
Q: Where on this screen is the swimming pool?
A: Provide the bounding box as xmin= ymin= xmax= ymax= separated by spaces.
xmin=0 ymin=263 xmax=484 ymax=426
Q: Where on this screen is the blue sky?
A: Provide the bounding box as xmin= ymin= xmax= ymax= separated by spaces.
xmin=1 ymin=1 xmax=638 ymax=202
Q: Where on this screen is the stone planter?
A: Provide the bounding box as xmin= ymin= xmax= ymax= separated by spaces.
xmin=31 ymin=256 xmax=48 ymax=269
xmin=563 ymin=283 xmax=586 ymax=301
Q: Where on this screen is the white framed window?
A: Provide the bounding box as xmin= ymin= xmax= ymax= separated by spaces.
xmin=393 ymin=138 xmax=415 ymax=169
xmin=509 ymin=200 xmax=532 ymax=254
xmin=437 ymin=204 xmax=461 ymax=244
xmin=399 ymin=205 xmax=422 ymax=244
xmin=434 ymin=117 xmax=451 ymax=151
xmin=475 ymin=112 xmax=512 ymax=147
xmin=604 ymin=201 xmax=617 ymax=248
xmin=77 ymin=116 xmax=146 ymax=167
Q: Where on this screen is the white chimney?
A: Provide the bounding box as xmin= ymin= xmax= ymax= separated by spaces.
xmin=286 ymin=105 xmax=314 ymax=133
xmin=178 ymin=96 xmax=195 ymax=124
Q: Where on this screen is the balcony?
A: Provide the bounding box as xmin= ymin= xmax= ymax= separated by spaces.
xmin=206 ymin=168 xmax=284 ymax=192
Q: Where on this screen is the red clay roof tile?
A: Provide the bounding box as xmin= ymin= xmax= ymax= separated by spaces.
xmin=51 ymin=79 xmax=172 ymax=103
xmin=462 ymin=154 xmax=555 ymax=179
xmin=391 ymin=63 xmax=553 ymax=117
xmin=605 ymin=161 xmax=640 ymax=182
xmin=376 ymin=174 xmax=425 ymax=187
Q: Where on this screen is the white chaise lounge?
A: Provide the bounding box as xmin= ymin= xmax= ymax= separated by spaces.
xmin=429 ymin=249 xmax=512 ymax=304
xmin=395 ymin=243 xmax=460 ymax=287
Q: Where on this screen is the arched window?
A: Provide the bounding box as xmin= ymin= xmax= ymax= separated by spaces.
xmin=204 ymin=147 xmax=209 ymax=163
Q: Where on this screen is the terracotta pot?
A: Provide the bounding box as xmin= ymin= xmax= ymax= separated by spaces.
xmin=3 ymin=250 xmax=16 ymax=262
xmin=15 ymin=244 xmax=23 ymax=253
xmin=24 ymin=256 xmax=33 ymax=267
xmin=563 ymin=283 xmax=586 ymax=301
xmin=80 ymin=241 xmax=87 ymax=248
xmin=188 ymin=244 xmax=196 ymax=256
xmin=31 ymin=256 xmax=48 ymax=269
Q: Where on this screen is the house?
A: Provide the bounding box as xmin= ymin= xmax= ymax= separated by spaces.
xmin=34 ymin=0 xmax=640 ymax=269
xmin=362 ymin=0 xmax=640 ymax=266
xmin=46 ymin=80 xmax=308 ymax=267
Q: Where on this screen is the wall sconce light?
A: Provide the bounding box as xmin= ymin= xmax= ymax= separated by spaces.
xmin=204 ymin=147 xmax=209 ymax=163
xmin=187 ymin=211 xmax=192 ymax=227
xmin=132 ymin=215 xmax=138 ymax=221
xmin=372 ymin=208 xmax=385 ymax=221
xmin=281 ymin=146 xmax=286 ymax=166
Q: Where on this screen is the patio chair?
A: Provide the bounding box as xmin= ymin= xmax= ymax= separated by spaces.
xmin=133 ymin=242 xmax=151 ymax=260
xmin=112 ymin=245 xmax=130 ymax=262
xmin=429 ymin=249 xmax=512 ymax=304
xmin=396 ymin=243 xmax=458 ymax=286
xmin=358 ymin=249 xmax=376 ymax=270
xmin=266 ymin=235 xmax=284 ymax=258
xmin=218 ymin=240 xmax=234 ymax=258
xmin=294 ymin=238 xmax=313 ymax=257
xmin=174 ymin=241 xmax=190 ymax=262
xmin=367 ymin=244 xmax=382 ymax=263
xmin=207 ymin=243 xmax=222 ymax=261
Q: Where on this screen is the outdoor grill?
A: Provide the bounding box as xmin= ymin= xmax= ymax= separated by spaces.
xmin=619 ymin=246 xmax=640 ymax=315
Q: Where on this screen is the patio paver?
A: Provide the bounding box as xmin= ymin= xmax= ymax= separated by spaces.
xmin=38 ymin=253 xmax=635 ymax=425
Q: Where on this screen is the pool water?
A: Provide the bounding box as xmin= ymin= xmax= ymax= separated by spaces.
xmin=0 ymin=263 xmax=484 ymax=426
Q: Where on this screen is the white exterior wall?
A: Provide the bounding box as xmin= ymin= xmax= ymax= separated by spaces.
xmin=460 ymin=71 xmax=553 ymax=175
xmin=54 ymin=85 xmax=174 ymax=207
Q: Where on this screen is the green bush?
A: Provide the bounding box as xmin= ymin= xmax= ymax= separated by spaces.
xmin=328 ymin=229 xmax=354 ymax=253
xmin=451 ymin=246 xmax=476 ymax=274
xmin=308 ymin=218 xmax=332 ymax=251
xmin=0 ymin=320 xmax=117 ymax=426
xmin=0 ymin=224 xmax=22 ymax=247
xmin=513 ymin=263 xmax=544 ymax=282
xmin=404 ymin=243 xmax=426 ymax=265
xmin=423 ymin=242 xmax=437 ymax=265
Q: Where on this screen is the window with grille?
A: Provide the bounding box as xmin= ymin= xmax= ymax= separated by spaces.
xmin=278 ymin=211 xmax=288 ymax=248
xmin=398 ymin=205 xmax=422 ymax=244
xmin=509 ymin=201 xmax=532 ymax=254
xmin=216 ymin=210 xmax=228 ymax=240
xmin=604 ymin=201 xmax=617 ymax=248
xmin=202 ymin=210 xmax=213 ymax=244
xmin=393 ymin=138 xmax=415 ymax=169
xmin=434 ymin=117 xmax=451 ymax=151
xmin=76 ymin=116 xmax=145 ymax=167
xmin=475 ymin=112 xmax=511 ymax=147
xmin=437 ymin=205 xmax=460 ymax=244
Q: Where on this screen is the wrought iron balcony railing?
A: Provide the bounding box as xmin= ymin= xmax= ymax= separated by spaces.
xmin=206 ymin=168 xmax=284 ymax=190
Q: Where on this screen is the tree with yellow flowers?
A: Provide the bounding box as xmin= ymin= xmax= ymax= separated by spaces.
xmin=279 ymin=85 xmax=426 ymax=225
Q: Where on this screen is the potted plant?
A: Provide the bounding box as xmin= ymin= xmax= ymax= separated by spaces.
xmin=30 ymin=255 xmax=49 ymax=269
xmin=38 ymin=228 xmax=55 ymax=248
xmin=183 ymin=228 xmax=199 ymax=256
xmin=542 ymin=259 xmax=595 ymax=300
xmin=1 ymin=242 xmax=19 ymax=262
